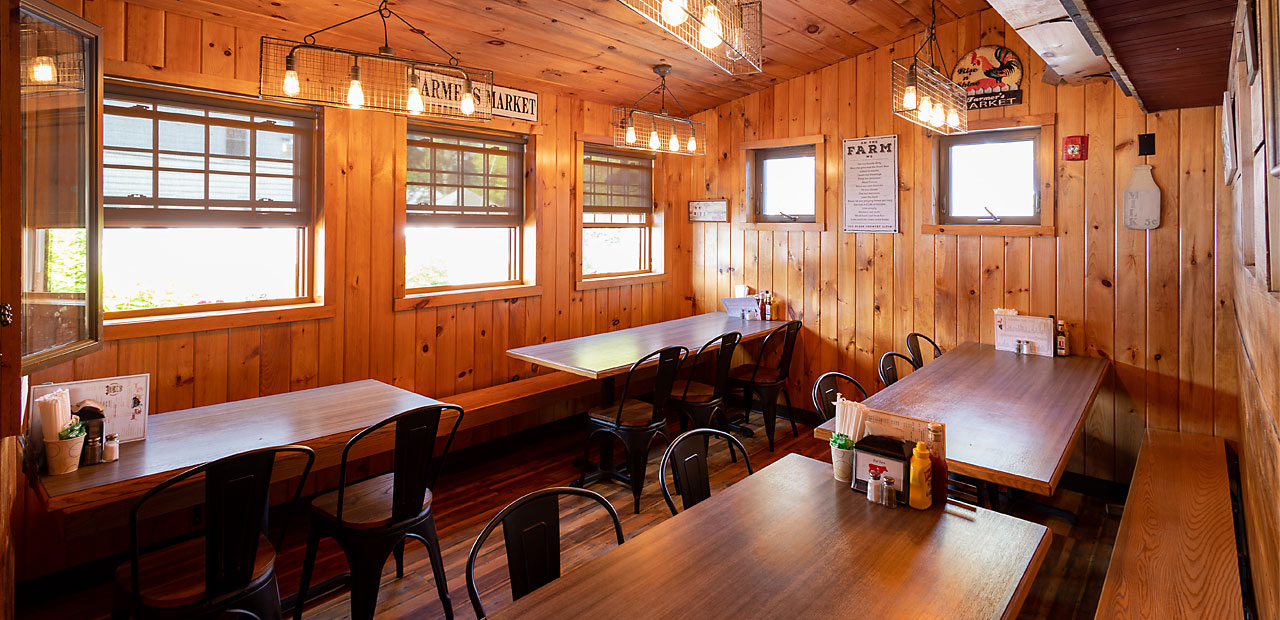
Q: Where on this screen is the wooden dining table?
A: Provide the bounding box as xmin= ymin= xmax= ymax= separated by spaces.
xmin=36 ymin=379 xmax=442 ymax=515
xmin=814 ymin=342 xmax=1109 ymax=496
xmin=488 ymin=453 xmax=1051 ymax=620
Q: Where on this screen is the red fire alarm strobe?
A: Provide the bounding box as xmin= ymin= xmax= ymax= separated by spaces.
xmin=1063 ymin=135 xmax=1088 ymax=161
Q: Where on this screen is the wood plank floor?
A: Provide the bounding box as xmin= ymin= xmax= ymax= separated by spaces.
xmin=16 ymin=412 xmax=1120 ymax=619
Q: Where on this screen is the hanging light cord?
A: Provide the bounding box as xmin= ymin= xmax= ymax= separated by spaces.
xmin=295 ymin=0 xmax=461 ymax=67
xmin=630 ymin=71 xmax=692 ymax=126
xmin=911 ymin=0 xmax=950 ymax=74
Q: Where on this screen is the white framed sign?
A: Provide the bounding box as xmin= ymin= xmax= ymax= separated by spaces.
xmin=842 ymin=135 xmax=898 ymax=233
xmin=689 ymin=199 xmax=729 ymax=222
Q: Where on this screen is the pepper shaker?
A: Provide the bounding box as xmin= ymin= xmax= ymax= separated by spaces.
xmin=881 ymin=475 xmax=898 ymax=508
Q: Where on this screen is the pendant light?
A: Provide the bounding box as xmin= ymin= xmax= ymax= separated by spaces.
xmin=891 ymin=0 xmax=967 ymax=134
xmin=615 ymin=0 xmax=762 ymax=75
xmin=31 ymin=55 xmax=56 ymax=83
xmin=260 ymin=0 xmax=494 ymax=120
xmin=612 ymin=65 xmax=706 ymax=156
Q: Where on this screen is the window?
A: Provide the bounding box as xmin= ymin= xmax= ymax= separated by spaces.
xmin=753 ymin=145 xmax=816 ymax=223
xmin=581 ymin=147 xmax=655 ymax=277
xmin=936 ymin=127 xmax=1040 ymax=226
xmin=102 ymin=85 xmax=316 ymax=315
xmin=404 ymin=127 xmax=526 ymax=292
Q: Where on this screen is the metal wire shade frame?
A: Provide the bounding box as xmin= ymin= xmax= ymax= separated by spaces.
xmin=259 ymin=1 xmax=493 ymax=120
xmin=20 ymin=9 xmax=88 ymax=96
xmin=617 ymin=0 xmax=763 ymax=75
xmin=613 ymin=65 xmax=706 ymax=156
xmin=890 ymin=0 xmax=967 ymax=135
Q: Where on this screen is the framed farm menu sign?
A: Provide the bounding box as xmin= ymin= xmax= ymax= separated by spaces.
xmin=953 ymin=45 xmax=1023 ymax=110
xmin=842 ymin=136 xmax=898 ymax=233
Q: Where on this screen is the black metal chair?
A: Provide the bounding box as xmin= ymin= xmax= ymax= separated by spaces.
xmin=115 ymin=445 xmax=316 ymax=620
xmin=575 ymin=345 xmax=687 ymax=514
xmin=727 ymin=320 xmax=802 ymax=451
xmin=810 ymin=371 xmax=869 ymax=422
xmin=906 ymin=333 xmax=942 ymax=369
xmin=878 ymin=352 xmax=916 ymax=387
xmin=658 ymin=428 xmax=753 ymax=516
xmin=672 ymin=331 xmax=742 ymax=433
xmin=294 ymin=404 xmax=464 ymax=620
xmin=465 ymin=487 xmax=624 ymax=619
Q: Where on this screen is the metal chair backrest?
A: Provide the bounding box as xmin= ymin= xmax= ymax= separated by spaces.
xmin=465 ymin=487 xmax=624 ymax=618
xmin=741 ymin=320 xmax=802 ymax=384
xmin=906 ymin=333 xmax=942 ymax=369
xmin=878 ymin=352 xmax=916 ymax=387
xmin=810 ymin=371 xmax=869 ymax=421
xmin=681 ymin=331 xmax=742 ymax=400
xmin=128 ymin=445 xmax=315 ymax=611
xmin=612 ymin=345 xmax=688 ymax=426
xmin=659 ymin=428 xmax=753 ymax=515
xmin=335 ymin=404 xmax=465 ymax=527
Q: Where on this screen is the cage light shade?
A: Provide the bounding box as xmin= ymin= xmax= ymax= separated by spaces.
xmin=259 ymin=37 xmax=494 ymax=120
xmin=20 ymin=19 xmax=86 ymax=96
xmin=613 ymin=108 xmax=706 ymax=156
xmin=616 ymin=0 xmax=762 ymax=75
xmin=892 ymin=57 xmax=967 ymax=135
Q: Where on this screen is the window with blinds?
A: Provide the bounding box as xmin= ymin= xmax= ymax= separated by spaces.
xmin=99 ymin=85 xmax=317 ymax=315
xmin=103 ymin=86 xmax=315 ymax=227
xmin=404 ymin=127 xmax=527 ymax=292
xmin=581 ymin=147 xmax=655 ymax=277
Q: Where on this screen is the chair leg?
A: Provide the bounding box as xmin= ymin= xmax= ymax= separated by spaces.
xmin=412 ymin=514 xmax=455 ymax=620
xmin=713 ymin=407 xmax=738 ymax=464
xmin=622 ymin=431 xmax=653 ymax=514
xmin=293 ymin=521 xmax=323 ymax=620
xmin=782 ymin=388 xmax=798 ymax=438
xmin=760 ymin=386 xmax=780 ymax=451
xmin=393 ymin=538 xmax=406 ymax=579
xmin=741 ymin=387 xmax=754 ymax=425
xmin=575 ymin=429 xmax=601 ymax=487
xmin=241 ymin=571 xmax=285 ymax=620
xmin=334 ymin=537 xmax=396 ymax=620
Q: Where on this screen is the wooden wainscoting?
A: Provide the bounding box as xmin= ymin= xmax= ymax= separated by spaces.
xmin=660 ymin=8 xmax=1240 ymax=484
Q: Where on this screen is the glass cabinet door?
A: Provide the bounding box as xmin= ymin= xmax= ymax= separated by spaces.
xmin=19 ymin=0 xmax=102 ymax=373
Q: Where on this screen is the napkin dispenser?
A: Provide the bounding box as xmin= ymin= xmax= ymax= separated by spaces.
xmin=852 ymin=434 xmax=913 ymax=504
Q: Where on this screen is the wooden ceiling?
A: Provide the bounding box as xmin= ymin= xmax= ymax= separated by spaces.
xmin=1083 ymin=0 xmax=1236 ymax=111
xmin=134 ymin=0 xmax=988 ymax=112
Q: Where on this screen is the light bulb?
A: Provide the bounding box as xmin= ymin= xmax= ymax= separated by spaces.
xmin=283 ymin=70 xmax=301 ymax=97
xmin=407 ymin=84 xmax=425 ymax=115
xmin=346 ymin=64 xmax=364 ymax=108
xmin=460 ymin=78 xmax=476 ymax=116
xmin=946 ymin=107 xmax=960 ymax=127
xmin=687 ymin=135 xmax=697 ymax=151
xmin=928 ymin=105 xmax=944 ymax=127
xmin=902 ymin=85 xmax=916 ymax=111
xmin=649 ymin=130 xmax=660 ymax=150
xmin=699 ymin=4 xmax=723 ymax=48
xmin=31 ymin=56 xmax=55 ymax=84
xmin=661 ymin=0 xmax=687 ymax=26
xmin=669 ymin=132 xmax=680 ymax=151
xmin=917 ymin=95 xmax=931 ymax=114
xmin=625 ymin=125 xmax=637 ymax=144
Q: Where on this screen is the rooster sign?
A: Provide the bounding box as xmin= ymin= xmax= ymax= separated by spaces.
xmin=951 ymin=45 xmax=1024 ymax=110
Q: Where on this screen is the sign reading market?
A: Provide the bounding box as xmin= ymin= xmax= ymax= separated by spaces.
xmin=952 ymin=45 xmax=1023 ymax=110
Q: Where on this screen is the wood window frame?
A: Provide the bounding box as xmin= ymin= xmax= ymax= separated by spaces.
xmin=740 ymin=135 xmax=826 ymax=232
xmin=923 ymin=116 xmax=1057 ymax=237
xmin=99 ymin=81 xmax=333 ymax=339
xmin=394 ymin=118 xmax=542 ymax=311
xmin=572 ymin=133 xmax=667 ymax=291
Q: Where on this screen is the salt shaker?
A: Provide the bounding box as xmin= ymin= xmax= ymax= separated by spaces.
xmin=103 ymin=433 xmax=119 ymax=463
xmin=866 ymin=471 xmax=883 ymax=504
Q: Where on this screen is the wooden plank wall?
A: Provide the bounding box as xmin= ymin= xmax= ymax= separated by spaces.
xmin=15 ymin=0 xmax=689 ymax=580
xmin=660 ymin=8 xmax=1240 ymax=483
xmin=1229 ymin=0 xmax=1280 ymax=616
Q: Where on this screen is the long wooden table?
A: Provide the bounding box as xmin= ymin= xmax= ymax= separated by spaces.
xmin=506 ymin=312 xmax=788 ymax=380
xmin=814 ymin=342 xmax=1108 ymax=496
xmin=37 ymin=380 xmax=441 ymax=513
xmin=489 ymin=454 xmax=1051 ymax=619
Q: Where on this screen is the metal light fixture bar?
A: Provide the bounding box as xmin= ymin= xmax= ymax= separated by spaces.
xmin=891 ymin=0 xmax=967 ymax=135
xmin=617 ymin=0 xmax=763 ymax=76
xmin=613 ymin=65 xmax=706 ymax=156
xmin=259 ymin=1 xmax=493 ymax=120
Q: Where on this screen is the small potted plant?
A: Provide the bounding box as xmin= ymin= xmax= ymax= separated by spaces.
xmin=830 ymin=432 xmax=856 ymax=482
xmin=45 ymin=416 xmax=87 ymax=475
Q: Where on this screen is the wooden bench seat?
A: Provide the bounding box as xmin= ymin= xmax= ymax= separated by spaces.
xmin=443 ymin=371 xmax=597 ymax=434
xmin=1094 ymin=429 xmax=1244 ymax=619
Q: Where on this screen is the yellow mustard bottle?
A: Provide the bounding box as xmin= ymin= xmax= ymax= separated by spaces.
xmin=909 ymin=441 xmax=933 ymax=510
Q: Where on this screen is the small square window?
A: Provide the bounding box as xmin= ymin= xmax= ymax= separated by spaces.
xmin=937 ymin=127 xmax=1041 ymax=226
xmin=754 ymin=145 xmax=816 ymax=223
